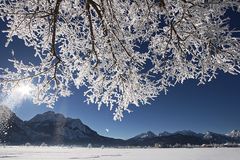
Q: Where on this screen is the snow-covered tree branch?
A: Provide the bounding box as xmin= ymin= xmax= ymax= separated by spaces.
xmin=0 ymin=0 xmax=240 ymax=120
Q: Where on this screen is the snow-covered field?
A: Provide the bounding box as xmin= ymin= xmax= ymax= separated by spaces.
xmin=0 ymin=146 xmax=239 ymax=160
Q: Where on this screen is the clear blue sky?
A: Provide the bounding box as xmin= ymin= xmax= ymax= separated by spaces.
xmin=0 ymin=9 xmax=240 ymax=140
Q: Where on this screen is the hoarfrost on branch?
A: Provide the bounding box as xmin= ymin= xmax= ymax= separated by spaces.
xmin=0 ymin=0 xmax=240 ymax=120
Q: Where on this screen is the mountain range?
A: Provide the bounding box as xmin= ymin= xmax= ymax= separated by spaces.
xmin=0 ymin=106 xmax=240 ymax=147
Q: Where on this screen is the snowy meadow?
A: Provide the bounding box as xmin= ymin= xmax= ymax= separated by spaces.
xmin=0 ymin=146 xmax=239 ymax=160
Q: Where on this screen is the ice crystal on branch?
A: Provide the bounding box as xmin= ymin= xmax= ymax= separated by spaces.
xmin=0 ymin=0 xmax=240 ymax=120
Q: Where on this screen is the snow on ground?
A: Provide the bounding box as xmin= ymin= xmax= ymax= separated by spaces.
xmin=0 ymin=146 xmax=239 ymax=160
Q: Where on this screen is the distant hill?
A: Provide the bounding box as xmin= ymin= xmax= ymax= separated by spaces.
xmin=0 ymin=106 xmax=240 ymax=146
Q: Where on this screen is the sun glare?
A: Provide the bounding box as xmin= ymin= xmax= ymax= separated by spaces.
xmin=0 ymin=82 xmax=35 ymax=110
xmin=15 ymin=83 xmax=33 ymax=97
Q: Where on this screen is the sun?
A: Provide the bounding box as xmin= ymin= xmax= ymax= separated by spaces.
xmin=0 ymin=82 xmax=35 ymax=110
xmin=15 ymin=83 xmax=34 ymax=97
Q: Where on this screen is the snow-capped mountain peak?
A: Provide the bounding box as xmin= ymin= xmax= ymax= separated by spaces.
xmin=175 ymin=130 xmax=197 ymax=136
xmin=159 ymin=131 xmax=171 ymax=137
xmin=203 ymin=131 xmax=213 ymax=139
xmin=28 ymin=111 xmax=67 ymax=123
xmin=226 ymin=130 xmax=240 ymax=138
xmin=132 ymin=131 xmax=157 ymax=139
